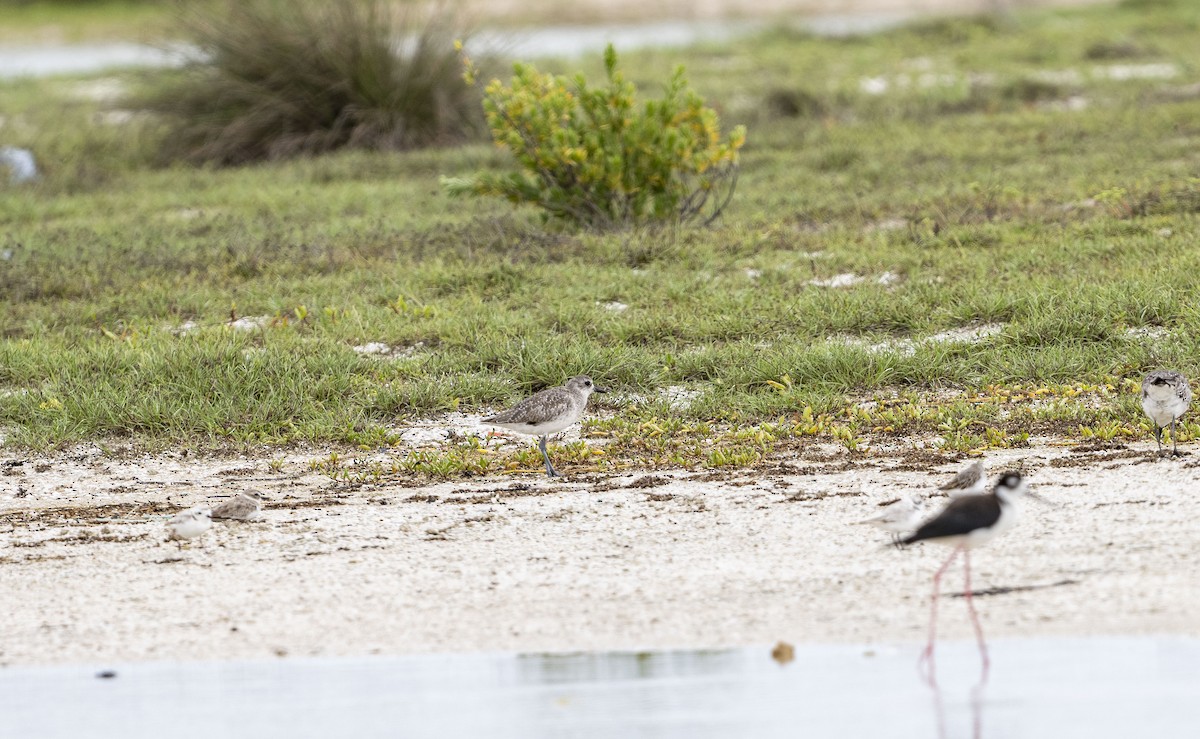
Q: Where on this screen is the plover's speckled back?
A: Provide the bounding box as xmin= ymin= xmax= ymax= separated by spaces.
xmin=165 ymin=507 xmax=212 ymax=550
xmin=211 ymin=491 xmax=266 ymax=521
xmin=939 ymin=460 xmax=987 ymax=498
xmin=901 ymin=472 xmax=1035 ymax=684
xmin=854 ymin=495 xmax=925 ymax=547
xmin=485 ymin=375 xmax=608 ymax=477
xmin=1141 ymin=370 xmax=1191 ymax=455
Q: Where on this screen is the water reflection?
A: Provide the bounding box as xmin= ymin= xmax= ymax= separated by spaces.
xmin=517 ymin=649 xmax=737 ymax=684
xmin=930 ymin=680 xmax=986 ymax=739
xmin=0 ymin=637 xmax=1196 ymax=738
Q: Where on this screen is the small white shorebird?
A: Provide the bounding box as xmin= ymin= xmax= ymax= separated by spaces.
xmin=484 ymin=375 xmax=608 ymax=478
xmin=1141 ymin=370 xmax=1191 ymax=455
xmin=939 ymin=460 xmax=987 ymax=498
xmin=165 ymin=507 xmax=212 ymax=550
xmin=855 ymin=495 xmax=925 ymax=547
xmin=901 ymin=471 xmax=1036 ymax=685
xmin=211 ymin=491 xmax=267 ymax=521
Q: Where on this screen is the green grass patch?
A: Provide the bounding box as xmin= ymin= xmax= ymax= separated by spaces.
xmin=3 ymin=1 xmax=1200 ymax=472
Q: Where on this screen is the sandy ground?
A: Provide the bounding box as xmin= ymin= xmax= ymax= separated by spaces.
xmin=1 ymin=434 xmax=1198 ymax=667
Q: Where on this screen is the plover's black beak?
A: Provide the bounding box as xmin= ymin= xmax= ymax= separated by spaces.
xmin=593 ymin=385 xmax=610 ymax=394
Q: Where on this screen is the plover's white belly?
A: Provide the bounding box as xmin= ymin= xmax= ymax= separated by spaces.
xmin=1143 ymin=396 xmax=1185 ymax=427
xmin=493 ymin=415 xmax=577 ymax=437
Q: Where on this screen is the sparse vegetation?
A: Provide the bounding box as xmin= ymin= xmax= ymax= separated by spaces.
xmin=3 ymin=1 xmax=1200 ymax=473
xmin=140 ymin=0 xmax=483 ymax=165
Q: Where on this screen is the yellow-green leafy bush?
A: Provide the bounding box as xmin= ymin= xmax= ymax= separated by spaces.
xmin=445 ymin=45 xmax=746 ymax=229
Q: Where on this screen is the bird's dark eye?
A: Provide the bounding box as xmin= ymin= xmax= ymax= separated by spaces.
xmin=585 ymin=380 xmax=591 ymax=386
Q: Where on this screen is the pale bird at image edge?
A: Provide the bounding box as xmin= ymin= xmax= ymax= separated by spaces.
xmin=1141 ymin=370 xmax=1191 ymax=455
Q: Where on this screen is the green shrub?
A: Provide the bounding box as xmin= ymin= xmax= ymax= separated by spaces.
xmin=443 ymin=44 xmax=746 ymax=229
xmin=141 ymin=0 xmax=482 ymax=165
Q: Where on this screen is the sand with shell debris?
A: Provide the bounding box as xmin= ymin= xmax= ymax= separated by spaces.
xmin=1 ymin=437 xmax=1198 ymax=666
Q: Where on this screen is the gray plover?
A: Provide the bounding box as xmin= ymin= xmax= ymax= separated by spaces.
xmin=1141 ymin=370 xmax=1191 ymax=455
xmin=901 ymin=471 xmax=1033 ymax=684
xmin=484 ymin=375 xmax=608 ymax=477
xmin=939 ymin=460 xmax=986 ymax=498
xmin=211 ymin=491 xmax=267 ymax=521
xmin=165 ymin=507 xmax=212 ymax=550
xmin=855 ymin=494 xmax=925 ymax=547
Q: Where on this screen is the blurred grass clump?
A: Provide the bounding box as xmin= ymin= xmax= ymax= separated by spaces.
xmin=140 ymin=0 xmax=483 ymax=165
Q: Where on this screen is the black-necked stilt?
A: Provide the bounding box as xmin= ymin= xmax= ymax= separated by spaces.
xmin=1141 ymin=370 xmax=1191 ymax=455
xmin=484 ymin=375 xmax=608 ymax=477
xmin=901 ymin=471 xmax=1033 ymax=684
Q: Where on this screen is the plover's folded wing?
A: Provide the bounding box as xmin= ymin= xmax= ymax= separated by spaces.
xmin=939 ymin=461 xmax=982 ymax=491
xmin=211 ymin=497 xmax=255 ymax=520
xmin=486 ymin=388 xmax=574 ymax=427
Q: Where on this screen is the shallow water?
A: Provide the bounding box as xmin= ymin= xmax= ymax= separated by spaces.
xmin=0 ymin=15 xmax=909 ymax=79
xmin=1 ymin=637 xmax=1196 ymax=738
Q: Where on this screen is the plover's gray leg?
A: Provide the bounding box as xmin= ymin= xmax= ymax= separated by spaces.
xmin=1155 ymin=426 xmax=1163 ymax=453
xmin=1171 ymin=419 xmax=1180 ymax=455
xmin=537 ymin=436 xmax=560 ymax=478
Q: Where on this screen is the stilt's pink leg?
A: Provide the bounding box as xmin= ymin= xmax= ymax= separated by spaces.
xmin=918 ymin=546 xmax=961 ymax=686
xmin=962 ymin=549 xmax=991 ymax=682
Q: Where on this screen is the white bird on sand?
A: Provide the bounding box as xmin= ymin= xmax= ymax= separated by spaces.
xmin=855 ymin=495 xmax=926 ymax=547
xmin=165 ymin=507 xmax=212 ymax=550
xmin=1141 ymin=370 xmax=1191 ymax=455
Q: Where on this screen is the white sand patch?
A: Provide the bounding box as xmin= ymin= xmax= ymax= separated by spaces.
xmin=1125 ymin=326 xmax=1170 ymax=341
xmin=864 ymin=218 xmax=907 ymax=233
xmin=926 ymin=323 xmax=1005 ymax=344
xmin=353 ymin=342 xmax=391 ymax=355
xmin=809 ymin=273 xmax=863 ymax=288
xmin=69 ymin=77 xmax=126 ymax=102
xmin=92 ymin=110 xmax=141 ymax=126
xmin=170 ymin=320 xmax=199 ymax=336
xmin=859 ymin=76 xmax=889 ymax=95
xmin=227 ymin=316 xmax=268 ymax=331
xmin=743 ymin=268 xmax=762 ymax=279
xmin=600 ymin=301 xmax=629 ymax=312
xmin=1 ymin=441 xmax=1197 ymax=666
xmin=394 ymin=412 xmax=494 ymax=447
xmin=354 ymin=342 xmax=424 ymax=360
xmin=1094 ymin=63 xmax=1178 ymax=81
xmin=1038 ymin=96 xmax=1089 ymax=112
xmin=876 ymin=271 xmax=902 ymax=286
xmin=659 ymin=385 xmax=701 ymax=410
xmin=611 ymin=385 xmax=701 ymax=411
xmin=168 ymin=208 xmax=206 ymax=220
xmin=829 ymin=323 xmax=1004 ymax=356
xmin=1030 ymin=68 xmax=1084 ymax=85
